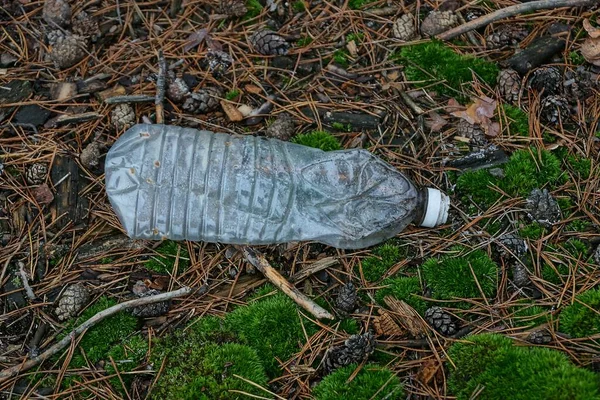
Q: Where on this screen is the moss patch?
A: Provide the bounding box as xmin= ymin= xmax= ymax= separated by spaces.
xmin=358 ymin=242 xmax=404 ymax=282
xmin=397 ymin=40 xmax=499 ymax=100
xmin=313 ymin=364 xmax=404 ymax=400
xmin=421 ymin=247 xmax=498 ymax=307
xmin=145 ymin=240 xmax=190 ymax=274
xmin=106 ymin=335 xmax=148 ymax=393
xmin=448 ymin=333 xmax=600 ymax=400
xmin=291 ymin=130 xmax=342 ymax=151
xmin=502 ymin=104 xmax=529 ymax=136
xmin=559 ymin=289 xmax=600 ymax=338
xmin=375 ymin=276 xmax=427 ymax=315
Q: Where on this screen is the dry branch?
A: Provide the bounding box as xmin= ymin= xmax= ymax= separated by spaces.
xmin=437 ymin=0 xmax=596 ymax=40
xmin=241 ymin=247 xmax=334 ymax=320
xmin=0 ymin=287 xmax=193 ymax=382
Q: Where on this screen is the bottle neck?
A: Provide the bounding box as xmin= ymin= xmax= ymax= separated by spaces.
xmin=414 ymin=187 xmax=427 ymax=226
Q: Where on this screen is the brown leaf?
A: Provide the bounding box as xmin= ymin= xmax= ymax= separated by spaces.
xmin=485 ymin=121 xmax=500 ymax=137
xmin=244 ymin=84 xmax=262 ymax=94
xmin=425 ymin=111 xmax=448 ymax=132
xmin=33 ymin=184 xmax=54 ymax=205
xmin=220 ymin=100 xmax=243 ymax=122
xmin=451 ymin=96 xmax=496 ymax=125
xmin=184 ymin=29 xmax=222 ymax=52
xmin=416 ymin=359 xmax=441 ymax=385
xmin=583 ymin=19 xmax=600 ymax=39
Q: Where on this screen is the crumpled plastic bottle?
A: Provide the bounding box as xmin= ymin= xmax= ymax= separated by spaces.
xmin=105 ymin=124 xmax=449 ymax=249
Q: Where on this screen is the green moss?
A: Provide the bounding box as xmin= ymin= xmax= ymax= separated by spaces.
xmin=244 ymin=0 xmax=262 ymax=20
xmin=563 ymin=239 xmax=589 ymax=258
xmin=297 ymin=36 xmax=313 ymax=46
xmin=331 ymin=122 xmax=352 ymax=132
xmin=313 ymin=364 xmax=404 ymax=400
xmin=346 ymin=32 xmax=364 ymax=43
xmin=106 ymin=335 xmax=148 ymax=393
xmin=292 ymin=0 xmax=306 ymax=12
xmin=501 ymin=148 xmax=564 ymax=197
xmin=397 ymin=41 xmax=499 ymax=100
xmin=151 ymin=341 xmax=268 ymax=400
xmin=339 ymin=318 xmax=360 ymax=334
xmin=559 ymin=289 xmax=600 ymax=338
xmin=145 ymin=240 xmax=190 ymax=274
xmin=569 ymin=51 xmax=586 ymax=65
xmin=566 ymin=219 xmax=591 ymax=232
xmin=291 ymin=130 xmax=342 ymax=151
xmin=348 ymin=0 xmax=377 ymax=9
xmin=510 ymin=304 xmax=549 ymax=328
xmin=358 ymin=243 xmax=404 ymax=282
xmin=455 ymin=169 xmax=502 ymax=209
xmin=61 ymin=297 xmax=139 ymax=369
xmin=448 ymin=333 xmax=600 ymax=400
xmin=332 ymin=49 xmax=350 ymax=67
xmin=375 ymin=276 xmax=427 ymax=315
xmin=519 ymin=222 xmax=545 ymax=240
xmin=502 ymin=104 xmax=529 ymax=136
xmin=225 ymin=89 xmax=240 ymax=100
xmin=224 ymin=292 xmax=318 ymax=377
xmin=421 ymin=247 xmax=498 ymax=307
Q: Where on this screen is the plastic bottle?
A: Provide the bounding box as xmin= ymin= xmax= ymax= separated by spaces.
xmin=105 ymin=124 xmax=449 ymax=249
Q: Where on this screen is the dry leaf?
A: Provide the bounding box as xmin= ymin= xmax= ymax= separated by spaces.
xmin=450 ymin=96 xmax=499 ymax=137
xmin=33 ymin=184 xmax=54 ymax=205
xmin=581 ymin=19 xmax=600 ymax=66
xmin=220 ymin=100 xmax=243 ymax=122
xmin=425 ymin=111 xmax=448 ymax=132
xmin=244 ymin=84 xmax=262 ymax=94
xmin=583 ymin=19 xmax=600 ymax=39
xmin=416 ymin=359 xmax=441 ymax=385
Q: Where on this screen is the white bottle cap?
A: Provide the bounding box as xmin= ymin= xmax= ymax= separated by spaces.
xmin=420 ymin=188 xmax=450 ymax=228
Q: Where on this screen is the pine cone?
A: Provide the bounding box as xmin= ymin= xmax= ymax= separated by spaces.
xmin=335 ymin=283 xmax=358 ymax=314
xmin=486 ymin=25 xmax=528 ymax=49
xmin=182 ymin=87 xmax=222 ymax=113
xmin=540 ymin=95 xmax=570 ymax=125
xmin=42 ymin=0 xmax=71 ymax=27
xmin=497 ymin=69 xmax=522 ymax=103
xmin=266 ymin=112 xmax=295 ymax=141
xmin=421 ymin=11 xmax=457 ymax=37
xmin=528 ymin=66 xmax=562 ymax=95
xmin=527 ymin=329 xmax=552 ymax=344
xmin=456 ymin=119 xmax=486 ymax=146
xmin=323 ymin=332 xmax=375 ymax=373
xmin=392 ymin=14 xmax=416 ymax=41
xmin=80 ymin=141 xmax=103 ymax=170
xmin=55 ymin=283 xmax=91 ymax=321
xmin=526 ymin=188 xmax=561 ymax=227
xmin=511 ymin=263 xmax=530 ymax=288
xmin=131 ymin=289 xmax=170 ymax=317
xmin=217 ymin=0 xmax=247 ymax=17
xmin=564 ymin=66 xmax=596 ymax=102
xmin=497 ymin=233 xmax=528 ymax=259
xmin=26 ymin=163 xmax=48 ymax=185
xmin=72 ymin=11 xmax=101 ymax=42
xmin=166 ymin=77 xmax=190 ymax=103
xmin=425 ymin=306 xmax=457 ymax=336
xmin=250 ymin=29 xmax=289 ymax=55
xmin=111 ymin=104 xmax=136 ymax=130
xmin=593 ymin=244 xmax=600 ymax=265
xmin=46 ymin=30 xmax=86 ymax=69
xmin=205 ymin=50 xmax=233 ymax=78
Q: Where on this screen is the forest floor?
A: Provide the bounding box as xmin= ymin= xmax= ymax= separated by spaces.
xmin=1 ymin=0 xmax=600 ymax=399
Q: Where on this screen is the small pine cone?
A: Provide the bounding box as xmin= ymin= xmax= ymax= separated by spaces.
xmin=266 ymin=113 xmax=295 ymax=141
xmin=456 ymin=120 xmax=486 ymax=146
xmin=323 ymin=332 xmax=375 ymax=373
xmin=55 ymin=283 xmax=91 ymax=321
xmin=527 ymin=329 xmax=552 ymax=344
xmin=511 ymin=263 xmax=530 ymax=288
xmin=42 ymin=0 xmax=71 ymax=27
xmin=497 ymin=69 xmax=522 ymax=103
xmin=166 ymin=77 xmax=190 ymax=103
xmin=540 ymin=95 xmax=570 ymax=125
xmin=497 ymin=233 xmax=528 ymax=259
xmin=217 ymin=0 xmax=247 ymax=17
xmin=564 ymin=67 xmax=596 ymax=102
xmin=526 ymin=188 xmax=561 ymax=227
xmin=111 ymin=104 xmax=136 ymax=130
xmin=72 ymin=11 xmax=101 ymax=42
xmin=593 ymin=244 xmax=600 ymax=265
xmin=420 ymin=11 xmax=457 ymax=37
xmin=392 ymin=14 xmax=416 ymax=41
xmin=335 ymin=283 xmax=358 ymax=314
xmin=46 ymin=30 xmax=87 ymax=69
xmin=486 ymin=25 xmax=528 ymax=49
xmin=250 ymin=29 xmax=289 ymax=56
xmin=205 ymin=50 xmax=233 ymax=78
xmin=528 ymin=66 xmax=562 ymax=95
xmin=131 ymin=289 xmax=170 ymax=317
xmin=182 ymin=87 xmax=222 ymax=113
xmin=424 ymin=306 xmax=457 ymax=336
xmin=26 ymin=163 xmax=48 ymax=185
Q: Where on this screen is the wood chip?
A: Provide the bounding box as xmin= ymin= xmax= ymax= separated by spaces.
xmin=383 ymin=296 xmax=429 ymax=337
xmin=244 ymin=84 xmax=262 ymax=94
xmin=220 ymin=100 xmax=244 ymax=122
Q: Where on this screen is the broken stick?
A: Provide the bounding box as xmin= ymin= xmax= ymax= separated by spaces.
xmin=155 ymin=49 xmax=167 ymax=124
xmin=241 ymin=247 xmax=334 ymax=320
xmin=0 ymin=286 xmax=193 ymax=382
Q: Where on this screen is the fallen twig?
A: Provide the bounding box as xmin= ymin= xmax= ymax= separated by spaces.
xmin=155 ymin=50 xmax=167 ymax=124
xmin=0 ymin=287 xmax=193 ymax=382
xmin=17 ymin=261 xmax=35 ymax=300
xmin=104 ymin=95 xmax=156 ymax=104
xmin=437 ymin=0 xmax=595 ymax=40
xmin=289 ymin=257 xmax=339 ymax=283
xmin=241 ymin=247 xmax=334 ymax=320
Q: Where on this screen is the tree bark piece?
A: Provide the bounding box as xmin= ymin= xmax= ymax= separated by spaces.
xmin=505 ymin=36 xmax=566 ymax=75
xmin=0 ymin=287 xmax=193 ymax=382
xmin=437 ymin=0 xmax=595 ymax=41
xmin=50 ymin=155 xmax=89 ymax=230
xmin=241 ymin=246 xmax=334 ymax=320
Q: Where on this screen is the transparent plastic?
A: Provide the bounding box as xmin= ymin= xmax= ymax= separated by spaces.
xmin=105 ymin=124 xmax=448 ymax=249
